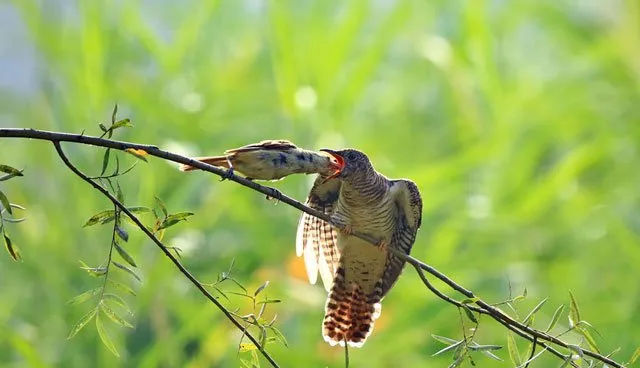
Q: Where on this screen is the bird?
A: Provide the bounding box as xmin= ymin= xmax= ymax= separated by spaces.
xmin=296 ymin=148 xmax=422 ymax=347
xmin=179 ymin=140 xmax=344 ymax=181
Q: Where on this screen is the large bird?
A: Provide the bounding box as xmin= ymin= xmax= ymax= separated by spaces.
xmin=296 ymin=148 xmax=422 ymax=347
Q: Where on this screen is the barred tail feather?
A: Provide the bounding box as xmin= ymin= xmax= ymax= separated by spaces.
xmin=179 ymin=156 xmax=230 ymax=172
xmin=322 ymin=267 xmax=382 ymax=347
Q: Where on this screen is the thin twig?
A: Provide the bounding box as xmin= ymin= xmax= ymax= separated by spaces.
xmin=0 ymin=128 xmax=623 ymax=368
xmin=51 ymin=141 xmax=280 ymax=368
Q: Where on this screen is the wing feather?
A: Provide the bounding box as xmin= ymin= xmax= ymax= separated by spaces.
xmin=295 ymin=177 xmax=341 ymax=291
xmin=380 ymin=179 xmax=423 ymax=298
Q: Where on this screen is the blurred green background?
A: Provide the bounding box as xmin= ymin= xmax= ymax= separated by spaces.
xmin=1 ymin=0 xmax=639 ymax=367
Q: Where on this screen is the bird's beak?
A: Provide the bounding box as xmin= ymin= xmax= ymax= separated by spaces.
xmin=319 ymin=149 xmax=344 ymax=182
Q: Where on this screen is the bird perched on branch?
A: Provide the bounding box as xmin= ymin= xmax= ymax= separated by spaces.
xmin=179 ymin=140 xmax=343 ymax=181
xmin=296 ymin=148 xmax=422 ymax=347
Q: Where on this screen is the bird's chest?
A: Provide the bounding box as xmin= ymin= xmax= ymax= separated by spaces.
xmin=334 ymin=194 xmax=397 ymax=238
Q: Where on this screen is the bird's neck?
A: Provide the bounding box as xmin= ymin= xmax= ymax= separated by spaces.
xmin=340 ymin=171 xmax=387 ymax=206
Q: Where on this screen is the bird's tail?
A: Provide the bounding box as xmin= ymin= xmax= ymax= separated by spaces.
xmin=322 ymin=267 xmax=382 ymax=347
xmin=178 ymin=156 xmax=230 ymax=172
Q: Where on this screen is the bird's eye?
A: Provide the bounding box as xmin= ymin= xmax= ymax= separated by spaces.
xmin=347 ymin=153 xmax=357 ymax=161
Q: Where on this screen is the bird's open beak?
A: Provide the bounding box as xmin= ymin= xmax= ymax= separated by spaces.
xmin=320 ymin=149 xmax=344 ymax=181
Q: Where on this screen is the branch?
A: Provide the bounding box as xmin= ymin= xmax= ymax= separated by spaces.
xmin=51 ymin=140 xmax=280 ymax=368
xmin=0 ymin=128 xmax=624 ymax=368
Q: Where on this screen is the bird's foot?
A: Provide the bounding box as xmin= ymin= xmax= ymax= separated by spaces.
xmin=219 ymin=167 xmax=235 ymax=182
xmin=265 ymin=188 xmax=283 ymax=203
xmin=339 ymin=224 xmax=354 ymax=236
xmin=375 ymin=239 xmax=388 ymax=252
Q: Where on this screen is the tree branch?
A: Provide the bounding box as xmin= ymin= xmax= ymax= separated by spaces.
xmin=0 ymin=128 xmax=624 ymax=367
xmin=51 ymin=140 xmax=280 ymax=368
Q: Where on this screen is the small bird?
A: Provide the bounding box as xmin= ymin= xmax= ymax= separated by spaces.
xmin=179 ymin=140 xmax=344 ymax=181
xmin=296 ymin=148 xmax=422 ymax=347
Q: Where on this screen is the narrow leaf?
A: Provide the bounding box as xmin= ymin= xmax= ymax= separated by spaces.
xmin=102 ymin=293 xmax=133 ymax=316
xmin=67 ymin=288 xmax=101 ymax=305
xmin=576 ymin=326 xmax=600 ymax=353
xmin=126 ymin=206 xmax=152 ymax=214
xmin=239 ymin=342 xmax=258 ymax=353
xmin=267 ymin=326 xmax=288 ymax=347
xmin=116 ymin=182 xmax=124 ymax=204
xmin=166 ymin=212 xmax=195 ymax=222
xmin=67 ymin=308 xmax=97 ymax=339
xmin=99 ymin=301 xmax=133 ymax=328
xmin=462 ymin=305 xmax=478 ymax=324
xmin=125 ymin=148 xmax=148 ymax=162
xmin=432 ymin=334 xmax=459 ymax=345
xmin=545 ymin=304 xmax=565 ymax=332
xmin=432 ymin=340 xmax=464 ymax=357
xmin=568 ymin=291 xmax=581 ymax=327
xmin=111 ymin=104 xmax=118 ymax=123
xmin=523 ymin=297 xmax=548 ymax=326
xmin=108 ymin=280 xmax=136 ymax=296
xmin=629 ymin=345 xmax=640 ymax=365
xmin=4 ymin=233 xmax=20 ymax=261
xmin=112 ymin=261 xmax=141 ymax=282
xmin=115 ymin=226 xmax=129 ymax=242
xmin=0 ymin=164 xmax=24 ymax=176
xmin=507 ymin=333 xmax=522 ymax=366
xmin=100 ymin=149 xmax=111 ymax=176
xmin=83 ymin=210 xmax=115 ymax=227
xmin=113 ymin=242 xmax=137 ymax=267
xmin=95 ymin=315 xmax=120 ymax=357
xmin=99 ymin=123 xmax=109 ymax=133
xmin=0 ymin=190 xmax=12 ymax=214
xmin=461 ymin=297 xmax=479 ymax=304
xmin=112 ymin=119 xmax=133 ymax=130
xmin=254 ymin=281 xmax=270 ymax=296
xmin=154 ymin=196 xmax=168 ymax=217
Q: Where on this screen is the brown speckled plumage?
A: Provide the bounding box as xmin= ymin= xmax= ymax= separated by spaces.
xmin=297 ymin=149 xmax=422 ymax=347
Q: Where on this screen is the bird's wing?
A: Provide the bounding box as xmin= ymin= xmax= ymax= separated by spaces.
xmin=295 ymin=176 xmax=341 ymax=291
xmin=380 ymin=179 xmax=423 ymax=298
xmin=225 ymin=140 xmax=297 ymax=154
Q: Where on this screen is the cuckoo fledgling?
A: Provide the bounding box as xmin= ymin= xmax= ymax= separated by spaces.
xmin=179 ymin=140 xmax=343 ymax=181
xmin=296 ymin=149 xmax=422 ymax=347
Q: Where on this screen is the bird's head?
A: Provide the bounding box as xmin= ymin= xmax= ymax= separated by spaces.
xmin=319 ymin=148 xmax=373 ymax=182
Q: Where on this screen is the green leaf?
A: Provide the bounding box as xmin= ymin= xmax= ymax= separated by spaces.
xmin=266 ymin=325 xmax=288 ymax=347
xmin=254 ymin=281 xmax=270 ymax=296
xmin=461 ymin=305 xmax=478 ymax=324
xmin=102 ymin=293 xmax=133 ymax=316
xmin=108 ymin=280 xmax=136 ymax=296
xmin=99 ymin=301 xmax=133 ymax=328
xmin=576 ymin=326 xmax=600 ymax=353
xmin=112 ymin=119 xmax=133 ymax=130
xmin=257 ymin=299 xmax=282 ymax=304
xmin=100 ymin=148 xmax=111 ymax=176
xmin=568 ymin=291 xmax=581 ymax=329
xmin=157 ymin=212 xmax=195 ymax=230
xmin=126 ymin=206 xmax=152 ymax=214
xmin=460 ymin=297 xmax=479 ymax=304
xmin=4 ymin=233 xmax=21 ymax=261
xmin=115 ymin=226 xmax=129 ymax=242
xmin=154 ymin=196 xmax=168 ymax=218
xmin=512 ymin=287 xmax=527 ymax=303
xmin=83 ymin=210 xmax=115 ymax=227
xmin=507 ymin=333 xmax=522 ymax=366
xmin=0 ymin=164 xmax=24 ymax=177
xmin=114 ymin=242 xmax=137 ymax=267
xmin=239 ymin=342 xmax=259 ymax=353
xmin=0 ymin=190 xmax=12 ymax=214
xmin=432 ymin=334 xmax=459 ymax=345
xmin=112 ymin=261 xmax=141 ymax=282
xmin=99 ymin=123 xmax=108 ymax=133
xmin=111 ymin=104 xmax=118 ymax=123
xmin=629 ymin=345 xmax=640 ymax=365
xmin=67 ymin=308 xmax=97 ymax=339
xmin=116 ymin=182 xmax=124 ymax=203
xmin=95 ymin=315 xmax=120 ymax=357
xmin=523 ymin=297 xmax=548 ymax=326
xmin=469 ymin=343 xmax=502 ymax=361
xmin=545 ymin=304 xmax=565 ymax=332
xmin=66 ymin=288 xmax=101 ymax=305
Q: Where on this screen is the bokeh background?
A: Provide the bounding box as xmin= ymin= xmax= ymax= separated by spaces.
xmin=1 ymin=0 xmax=639 ymax=367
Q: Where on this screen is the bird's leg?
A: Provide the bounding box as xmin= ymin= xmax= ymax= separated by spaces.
xmin=219 ymin=157 xmax=235 ymax=181
xmin=375 ymin=238 xmax=388 ymax=252
xmin=265 ymin=187 xmax=284 ymax=203
xmin=340 ymin=224 xmax=354 ymax=236
xmin=330 ymin=214 xmax=353 ymax=236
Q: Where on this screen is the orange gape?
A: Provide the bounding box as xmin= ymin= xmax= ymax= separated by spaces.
xmin=179 ymin=140 xmax=343 ymax=181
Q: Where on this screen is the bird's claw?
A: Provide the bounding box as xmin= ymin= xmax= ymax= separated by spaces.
xmin=220 ymin=167 xmax=235 ymax=181
xmin=339 ymin=224 xmax=354 ymax=236
xmin=376 ymin=239 xmax=388 ymax=252
xmin=265 ymin=188 xmax=283 ymax=203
